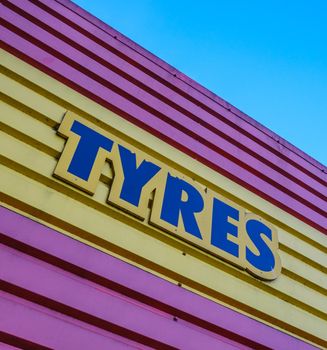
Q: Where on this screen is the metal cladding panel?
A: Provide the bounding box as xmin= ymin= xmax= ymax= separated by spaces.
xmin=0 ymin=0 xmax=326 ymax=233
xmin=0 ymin=206 xmax=320 ymax=350
xmin=0 ymin=0 xmax=326 ymax=349
xmin=0 ymin=49 xmax=326 ymax=348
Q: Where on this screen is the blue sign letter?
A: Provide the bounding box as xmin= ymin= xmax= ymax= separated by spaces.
xmin=160 ymin=174 xmax=204 ymax=239
xmin=246 ymin=219 xmax=275 ymax=272
xmin=211 ymin=198 xmax=239 ymax=258
xmin=68 ymin=121 xmax=113 ymax=181
xmin=118 ymin=145 xmax=161 ymax=206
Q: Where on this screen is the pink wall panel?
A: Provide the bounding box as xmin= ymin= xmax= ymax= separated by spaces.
xmin=0 ymin=206 xmax=318 ymax=350
xmin=0 ymin=292 xmax=148 ymax=350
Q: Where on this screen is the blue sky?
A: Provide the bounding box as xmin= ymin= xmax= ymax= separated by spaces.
xmin=73 ymin=0 xmax=326 ymax=166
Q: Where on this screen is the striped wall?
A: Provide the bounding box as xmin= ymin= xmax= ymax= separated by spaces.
xmin=0 ymin=48 xmax=326 ymax=348
xmin=0 ymin=0 xmax=326 ymax=349
xmin=2 ymin=205 xmax=318 ymax=350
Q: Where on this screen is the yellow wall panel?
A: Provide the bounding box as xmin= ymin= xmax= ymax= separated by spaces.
xmin=0 ymin=125 xmax=325 ymax=292
xmin=1 ymin=51 xmax=326 ymax=251
xmin=1 ymin=56 xmax=326 ymax=267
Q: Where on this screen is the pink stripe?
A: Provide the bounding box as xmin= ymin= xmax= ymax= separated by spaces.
xmin=0 ymin=245 xmax=245 ymax=350
xmin=6 ymin=0 xmax=326 ymax=200
xmin=0 ymin=344 xmax=20 ymax=350
xmin=0 ymin=24 xmax=326 ymax=233
xmin=0 ymin=206 xmax=319 ymax=349
xmin=0 ymin=292 xmax=147 ymax=350
xmin=49 ymin=0 xmax=327 ymax=176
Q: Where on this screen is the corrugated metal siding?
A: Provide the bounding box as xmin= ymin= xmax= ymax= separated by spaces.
xmin=0 ymin=0 xmax=326 ymax=234
xmin=0 ymin=206 xmax=320 ymax=350
xmin=0 ymin=49 xmax=326 ymax=348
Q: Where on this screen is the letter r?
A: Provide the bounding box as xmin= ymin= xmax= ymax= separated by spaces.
xmin=160 ymin=174 xmax=204 ymax=239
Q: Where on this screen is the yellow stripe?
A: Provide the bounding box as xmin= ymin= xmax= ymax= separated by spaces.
xmin=0 ymin=131 xmax=325 ymax=313
xmin=0 ymin=100 xmax=326 ymax=288
xmin=1 ymin=56 xmax=326 ymax=253
xmin=1 ymin=60 xmax=326 ymax=262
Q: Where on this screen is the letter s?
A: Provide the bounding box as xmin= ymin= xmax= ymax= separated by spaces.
xmin=245 ymin=216 xmax=281 ymax=280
